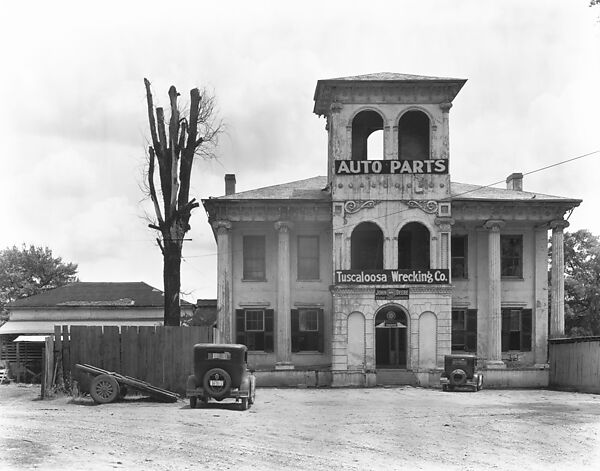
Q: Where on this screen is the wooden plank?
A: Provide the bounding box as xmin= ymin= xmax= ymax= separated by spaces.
xmin=154 ymin=327 xmax=166 ymax=389
xmin=163 ymin=327 xmax=175 ymax=393
xmin=102 ymin=326 xmax=120 ymax=373
xmin=62 ymin=326 xmax=70 ymax=387
xmin=121 ymin=326 xmax=137 ymax=378
xmin=138 ymin=326 xmax=153 ymax=384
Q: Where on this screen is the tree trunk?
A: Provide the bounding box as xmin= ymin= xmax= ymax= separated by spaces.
xmin=163 ymin=242 xmax=182 ymax=326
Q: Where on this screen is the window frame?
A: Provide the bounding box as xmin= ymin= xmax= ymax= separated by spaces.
xmin=500 ymin=234 xmax=523 ymax=279
xmin=235 ymin=308 xmax=274 ymax=352
xmin=243 ymin=235 xmax=266 ymax=281
xmin=297 ymin=235 xmax=320 ymax=281
xmin=451 ymin=235 xmax=468 ymax=279
xmin=451 ymin=309 xmax=477 ymax=352
xmin=291 ymin=308 xmax=324 ymax=353
xmin=501 ymin=308 xmax=532 ymax=352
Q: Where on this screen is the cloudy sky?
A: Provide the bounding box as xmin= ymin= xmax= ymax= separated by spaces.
xmin=1 ymin=0 xmax=599 ymax=302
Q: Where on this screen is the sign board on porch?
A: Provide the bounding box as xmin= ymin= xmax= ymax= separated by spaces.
xmin=375 ymin=288 xmax=409 ymax=300
xmin=335 ymin=269 xmax=450 ymax=285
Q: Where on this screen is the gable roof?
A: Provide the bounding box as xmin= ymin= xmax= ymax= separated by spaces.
xmin=206 ymin=175 xmax=579 ymax=204
xmin=8 ymin=282 xmax=193 ymax=308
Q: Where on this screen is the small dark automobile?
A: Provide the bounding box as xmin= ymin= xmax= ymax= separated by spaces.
xmin=186 ymin=343 xmax=256 ymax=410
xmin=440 ymin=354 xmax=483 ymax=392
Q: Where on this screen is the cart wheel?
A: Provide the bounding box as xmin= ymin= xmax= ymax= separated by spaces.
xmin=90 ymin=374 xmax=120 ymax=404
xmin=190 ymin=396 xmax=197 ymax=409
xmin=240 ymin=397 xmax=249 ymax=411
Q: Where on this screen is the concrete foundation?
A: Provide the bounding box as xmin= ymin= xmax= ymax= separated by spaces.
xmin=255 ymin=367 xmax=549 ymax=389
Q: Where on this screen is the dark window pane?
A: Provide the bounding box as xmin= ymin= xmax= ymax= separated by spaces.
xmin=351 ymin=223 xmax=384 ymax=269
xmin=451 ymin=235 xmax=468 ymax=279
xmin=298 ymin=236 xmax=319 ymax=280
xmin=501 ymin=235 xmax=523 ymax=277
xmin=243 ymin=236 xmax=266 ymax=280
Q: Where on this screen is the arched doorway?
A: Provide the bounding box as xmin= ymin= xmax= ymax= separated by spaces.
xmin=375 ymin=306 xmax=408 ymax=369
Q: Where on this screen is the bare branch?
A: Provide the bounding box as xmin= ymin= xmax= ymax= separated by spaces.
xmin=147 ymin=147 xmax=164 ymax=226
xmin=168 ymin=86 xmax=180 ymax=215
xmin=143 ymin=78 xmax=161 ymax=153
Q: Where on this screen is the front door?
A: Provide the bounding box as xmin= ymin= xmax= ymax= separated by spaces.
xmin=375 ymin=308 xmax=407 ymax=369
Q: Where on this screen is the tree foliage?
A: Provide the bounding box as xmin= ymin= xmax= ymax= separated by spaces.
xmin=562 ymin=230 xmax=600 ymax=336
xmin=144 ymin=79 xmax=221 ymax=326
xmin=0 ymin=245 xmax=78 ymax=309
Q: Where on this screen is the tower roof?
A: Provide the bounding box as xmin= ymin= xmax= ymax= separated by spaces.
xmin=313 ymin=72 xmax=467 ymax=115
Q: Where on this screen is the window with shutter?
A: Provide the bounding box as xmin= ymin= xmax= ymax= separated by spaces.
xmin=291 ymin=308 xmax=324 ymax=352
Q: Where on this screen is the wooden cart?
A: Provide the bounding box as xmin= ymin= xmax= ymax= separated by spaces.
xmin=75 ymin=363 xmax=179 ymax=404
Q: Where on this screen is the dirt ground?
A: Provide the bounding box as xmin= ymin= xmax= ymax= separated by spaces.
xmin=1 ymin=384 xmax=600 ymax=471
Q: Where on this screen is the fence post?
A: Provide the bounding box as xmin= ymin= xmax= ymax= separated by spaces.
xmin=42 ymin=336 xmax=54 ymax=398
xmin=54 ymin=326 xmax=63 ymax=391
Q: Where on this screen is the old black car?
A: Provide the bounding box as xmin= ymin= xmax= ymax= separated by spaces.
xmin=440 ymin=354 xmax=483 ymax=392
xmin=186 ymin=343 xmax=256 ymax=410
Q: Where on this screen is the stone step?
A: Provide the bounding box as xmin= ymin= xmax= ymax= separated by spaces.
xmin=376 ymin=369 xmax=418 ymax=386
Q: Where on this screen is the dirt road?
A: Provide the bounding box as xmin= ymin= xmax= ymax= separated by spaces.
xmin=1 ymin=384 xmax=600 ymax=470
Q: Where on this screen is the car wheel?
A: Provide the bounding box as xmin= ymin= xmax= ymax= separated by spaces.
xmin=203 ymin=368 xmax=232 ymax=400
xmin=90 ymin=374 xmax=120 ymax=404
xmin=240 ymin=397 xmax=249 ymax=411
xmin=190 ymin=396 xmax=197 ymax=409
xmin=450 ymin=369 xmax=467 ymax=386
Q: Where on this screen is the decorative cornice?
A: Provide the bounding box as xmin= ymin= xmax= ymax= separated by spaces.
xmin=440 ymin=102 xmax=452 ymax=112
xmin=408 ymin=200 xmax=438 ymax=214
xmin=344 ymin=200 xmax=380 ymax=224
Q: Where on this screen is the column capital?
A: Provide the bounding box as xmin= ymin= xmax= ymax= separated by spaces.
xmin=435 ymin=217 xmax=455 ymax=231
xmin=212 ymin=220 xmax=232 ymax=234
xmin=330 ymin=102 xmax=343 ymax=113
xmin=440 ymin=102 xmax=453 ymax=113
xmin=549 ymin=219 xmax=570 ymax=231
xmin=484 ymin=219 xmax=505 ymax=232
xmin=274 ymin=221 xmax=294 ymax=233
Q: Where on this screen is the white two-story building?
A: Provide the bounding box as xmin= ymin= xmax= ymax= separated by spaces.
xmin=202 ymin=73 xmax=580 ymax=387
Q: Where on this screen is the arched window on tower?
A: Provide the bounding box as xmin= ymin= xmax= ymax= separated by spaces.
xmin=398 ymin=110 xmax=430 ymax=161
xmin=352 ymin=110 xmax=384 ymax=160
xmin=351 ymin=222 xmax=384 ymax=270
xmin=398 ymin=222 xmax=430 ymax=270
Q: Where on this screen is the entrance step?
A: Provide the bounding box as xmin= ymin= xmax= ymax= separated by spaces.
xmin=376 ymin=369 xmax=418 ymax=386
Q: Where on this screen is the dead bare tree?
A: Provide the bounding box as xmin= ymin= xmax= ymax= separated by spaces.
xmin=144 ymin=78 xmax=221 ymax=326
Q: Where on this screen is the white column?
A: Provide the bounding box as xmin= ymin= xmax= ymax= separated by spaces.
xmin=484 ymin=220 xmax=506 ymax=368
xmin=439 ymin=102 xmax=452 ymax=160
xmin=213 ymin=220 xmax=233 ymax=343
xmin=550 ymin=219 xmax=569 ymax=338
xmin=274 ymin=221 xmax=293 ymax=368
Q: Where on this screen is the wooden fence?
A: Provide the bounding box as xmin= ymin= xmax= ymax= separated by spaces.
xmin=45 ymin=325 xmax=212 ymax=397
xmin=549 ymin=336 xmax=600 ymax=394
